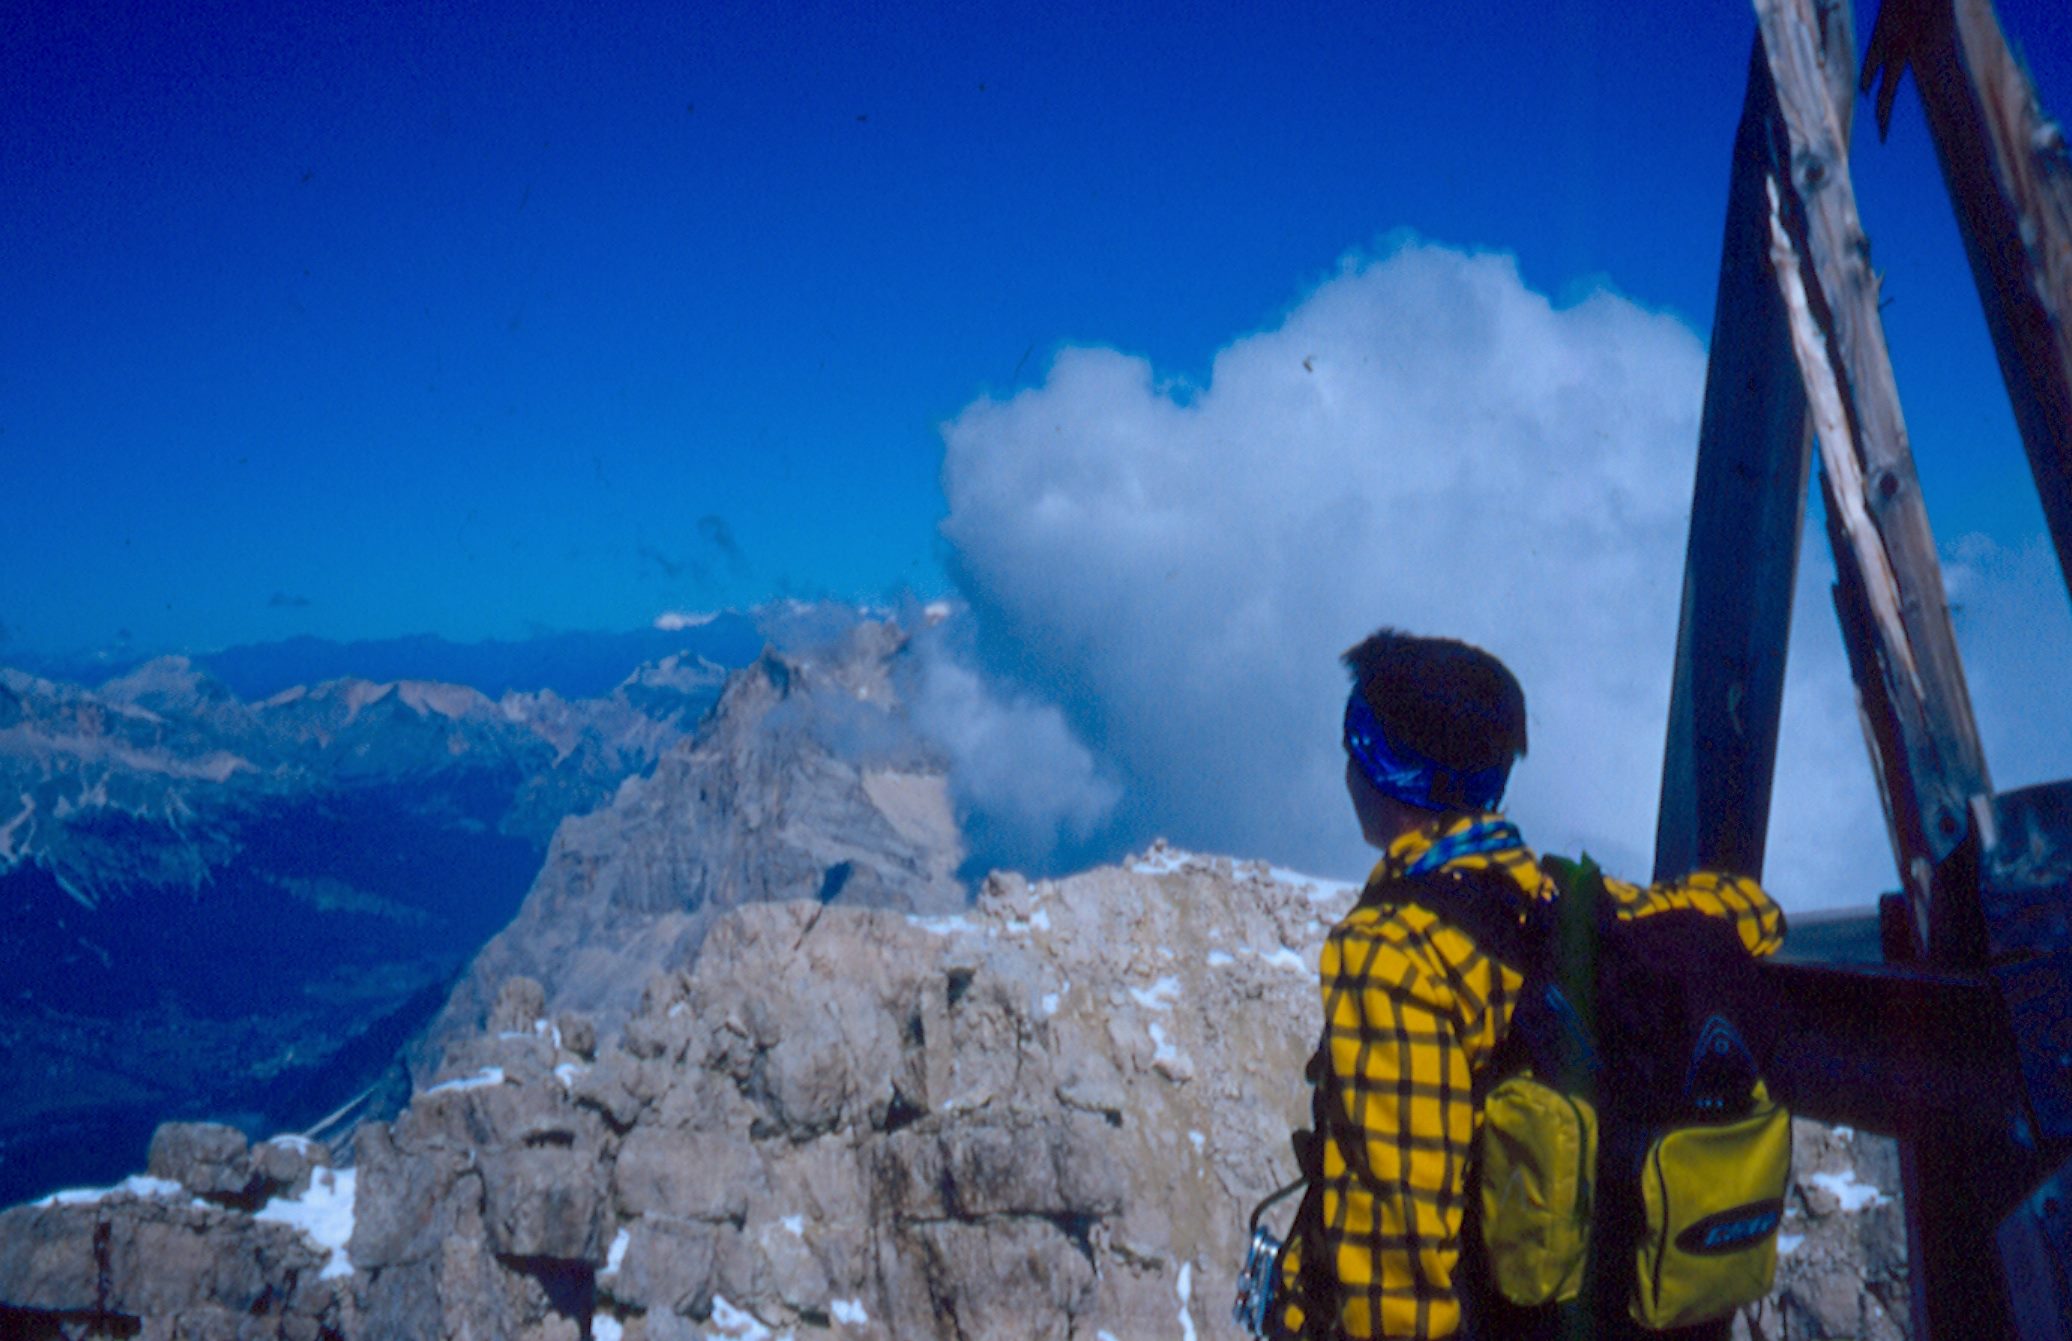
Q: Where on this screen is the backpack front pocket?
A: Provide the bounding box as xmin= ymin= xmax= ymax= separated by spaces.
xmin=1632 ymin=1084 xmax=1791 ymax=1329
xmin=1480 ymin=1072 xmax=1597 ymax=1306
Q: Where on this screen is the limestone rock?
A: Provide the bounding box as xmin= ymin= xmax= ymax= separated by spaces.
xmin=0 ymin=1180 xmax=352 ymax=1339
xmin=564 ymin=850 xmax=1352 ymax=1340
xmin=557 ymin=1011 xmax=598 ymax=1061
xmin=413 ymin=623 xmax=970 ymax=1082
xmin=146 ymin=1122 xmax=259 ymax=1207
xmin=489 ymin=977 xmax=550 ymax=1034
xmin=1734 ymin=1119 xmax=1910 ymax=1340
xmin=0 ymin=843 xmax=1914 ymax=1339
xmin=250 ymin=1135 xmax=327 ymax=1201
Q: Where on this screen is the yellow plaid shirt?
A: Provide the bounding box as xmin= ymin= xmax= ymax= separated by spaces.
xmin=1280 ymin=814 xmax=1784 ymax=1339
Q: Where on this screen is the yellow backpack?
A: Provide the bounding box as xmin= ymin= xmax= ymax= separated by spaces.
xmin=1467 ymin=855 xmax=1791 ymax=1331
xmin=1237 ymin=858 xmax=1790 ymax=1339
xmin=1478 ymin=1069 xmax=1790 ymax=1327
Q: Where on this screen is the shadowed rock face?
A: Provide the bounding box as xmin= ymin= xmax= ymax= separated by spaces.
xmin=0 ymin=1124 xmax=350 ymax=1339
xmin=410 ymin=622 xmax=969 ymax=1083
xmin=0 ymin=1193 xmax=351 ymax=1340
xmin=0 ymin=850 xmax=1907 ymax=1340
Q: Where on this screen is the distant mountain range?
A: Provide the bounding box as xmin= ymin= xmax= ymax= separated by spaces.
xmin=0 ymin=629 xmax=758 ymax=1207
xmin=7 ymin=613 xmax=766 ymax=703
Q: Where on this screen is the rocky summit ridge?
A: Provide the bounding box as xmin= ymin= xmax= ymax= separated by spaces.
xmin=0 ymin=847 xmax=1907 ymax=1340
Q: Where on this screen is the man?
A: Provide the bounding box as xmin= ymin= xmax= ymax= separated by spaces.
xmin=1277 ymin=629 xmax=1783 ymax=1339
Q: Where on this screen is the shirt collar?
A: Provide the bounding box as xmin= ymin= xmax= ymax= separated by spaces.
xmin=1371 ymin=811 xmax=1544 ymax=900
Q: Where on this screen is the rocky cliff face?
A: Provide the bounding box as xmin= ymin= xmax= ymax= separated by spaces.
xmin=411 ymin=621 xmax=968 ymax=1081
xmin=0 ymin=848 xmax=1909 ymax=1340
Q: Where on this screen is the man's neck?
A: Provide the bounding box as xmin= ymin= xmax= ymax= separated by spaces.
xmin=1372 ymin=802 xmax=1478 ymax=851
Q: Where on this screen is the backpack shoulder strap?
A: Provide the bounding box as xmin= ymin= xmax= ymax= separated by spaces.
xmin=1372 ymin=865 xmax=1542 ymax=973
xmin=1373 ymin=866 xmax=1598 ymax=1099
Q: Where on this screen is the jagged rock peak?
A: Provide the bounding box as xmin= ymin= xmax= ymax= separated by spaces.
xmin=410 ymin=618 xmax=964 ymax=1080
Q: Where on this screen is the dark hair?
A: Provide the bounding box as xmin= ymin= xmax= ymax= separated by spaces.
xmin=1341 ymin=629 xmax=1528 ymax=778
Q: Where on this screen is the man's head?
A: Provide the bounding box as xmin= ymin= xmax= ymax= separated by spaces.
xmin=1341 ymin=629 xmax=1528 ymax=846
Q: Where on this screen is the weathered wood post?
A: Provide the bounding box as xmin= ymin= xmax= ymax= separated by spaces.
xmin=1650 ymin=34 xmax=1819 ymax=887
xmin=1655 ymin=3 xmax=1854 ymax=889
xmin=1863 ymin=0 xmax=2072 ymax=601
xmin=1754 ymin=3 xmax=2013 ymax=1333
xmin=1655 ymin=0 xmax=2072 ymax=1333
xmin=1754 ymin=0 xmax=1994 ymax=956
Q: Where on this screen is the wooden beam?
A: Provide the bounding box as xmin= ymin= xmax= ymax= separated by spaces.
xmin=1654 ymin=3 xmax=1852 ymax=885
xmin=1863 ymin=0 xmax=2072 ymax=601
xmin=1762 ymin=959 xmax=2019 ymax=1133
xmin=1653 ymin=44 xmax=1815 ymax=884
xmin=1756 ymin=5 xmax=2015 ymax=1335
xmin=1756 ymin=0 xmax=1992 ymax=957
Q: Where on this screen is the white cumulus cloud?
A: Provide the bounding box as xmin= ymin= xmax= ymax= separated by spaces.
xmin=935 ymin=237 xmax=2036 ymax=911
xmin=904 ymin=625 xmax=1121 ymax=872
xmin=1940 ymin=531 xmax=2072 ymax=796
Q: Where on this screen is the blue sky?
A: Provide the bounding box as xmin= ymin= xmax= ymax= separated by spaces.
xmin=6 ymin=0 xmax=2068 ymax=657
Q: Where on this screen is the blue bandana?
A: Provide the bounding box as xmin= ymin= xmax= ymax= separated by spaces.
xmin=1343 ymin=692 xmax=1510 ymax=813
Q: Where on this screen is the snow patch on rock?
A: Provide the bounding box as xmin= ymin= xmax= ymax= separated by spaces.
xmin=1128 ymin=976 xmax=1182 ymax=1011
xmin=253 ymin=1167 xmax=357 ymax=1280
xmin=1808 ymin=1169 xmax=1888 ymax=1212
xmin=424 ymin=1066 xmax=505 ymax=1094
xmin=32 ymin=1174 xmax=186 ymax=1207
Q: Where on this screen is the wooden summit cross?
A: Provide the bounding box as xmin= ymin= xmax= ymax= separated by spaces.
xmin=1655 ymin=0 xmax=2072 ymax=1333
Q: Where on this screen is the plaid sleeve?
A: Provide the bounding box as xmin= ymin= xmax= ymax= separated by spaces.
xmin=1601 ymin=869 xmax=1786 ymax=956
xmin=1314 ymin=912 xmax=1473 ymax=1338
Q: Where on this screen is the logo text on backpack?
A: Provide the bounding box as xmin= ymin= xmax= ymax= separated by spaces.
xmin=1674 ymin=1199 xmax=1785 ymax=1256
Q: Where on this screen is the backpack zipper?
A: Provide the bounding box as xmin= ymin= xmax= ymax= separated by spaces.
xmin=1563 ymin=1087 xmax=1592 ymax=1302
xmin=1648 ymin=1132 xmax=1670 ymax=1311
xmin=1564 ymin=1090 xmax=1590 ymax=1224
